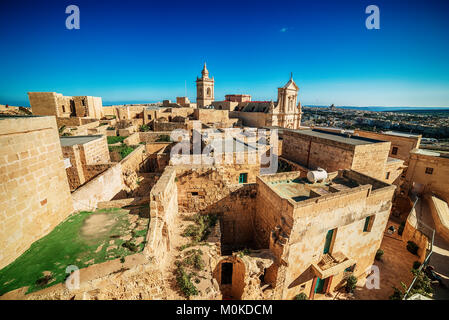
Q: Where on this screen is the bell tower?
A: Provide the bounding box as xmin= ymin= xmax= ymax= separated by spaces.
xmin=196 ymin=63 xmax=214 ymax=108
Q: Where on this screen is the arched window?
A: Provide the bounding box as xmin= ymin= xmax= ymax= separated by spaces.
xmin=207 ymin=88 xmax=211 ymax=97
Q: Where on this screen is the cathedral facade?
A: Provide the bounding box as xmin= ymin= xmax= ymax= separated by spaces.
xmin=231 ymin=75 xmax=302 ymax=129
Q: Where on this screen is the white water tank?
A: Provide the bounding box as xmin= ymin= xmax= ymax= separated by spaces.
xmin=307 ymin=168 xmax=328 ymax=183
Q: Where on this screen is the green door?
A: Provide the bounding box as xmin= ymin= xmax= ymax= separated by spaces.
xmin=315 ymin=277 xmax=325 ymax=293
xmin=323 ymin=229 xmax=334 ymax=254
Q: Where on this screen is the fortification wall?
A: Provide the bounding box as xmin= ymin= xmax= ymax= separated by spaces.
xmin=0 ymin=116 xmax=73 ymax=269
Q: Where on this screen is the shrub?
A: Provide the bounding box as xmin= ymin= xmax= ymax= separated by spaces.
xmin=122 ymin=241 xmax=139 ymax=252
xmin=390 ymin=285 xmax=405 ymax=300
xmin=107 ymin=136 xmax=126 ymax=144
xmin=182 ymin=250 xmax=204 ymax=271
xmin=412 ymin=261 xmax=421 ymax=270
xmin=407 ymin=241 xmax=419 ymax=255
xmin=176 ymin=265 xmax=198 ymax=297
xmin=294 ymin=293 xmax=308 ymax=300
xmin=139 ymin=124 xmax=150 ymax=132
xmin=108 ymin=144 xmax=135 ymax=160
xmin=107 ymin=126 xmax=115 ymax=130
xmin=345 ymin=275 xmax=358 ymax=293
xmin=375 ymin=249 xmax=384 ymax=261
xmin=181 ymin=213 xmax=217 ymax=243
xmin=390 ymin=269 xmax=433 ymax=299
xmin=156 ymin=134 xmax=171 ymax=142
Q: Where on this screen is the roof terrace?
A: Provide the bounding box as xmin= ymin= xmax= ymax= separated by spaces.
xmin=261 ymin=169 xmax=391 ymax=204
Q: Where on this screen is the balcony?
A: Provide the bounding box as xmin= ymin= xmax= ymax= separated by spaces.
xmin=311 ymin=252 xmax=354 ymax=279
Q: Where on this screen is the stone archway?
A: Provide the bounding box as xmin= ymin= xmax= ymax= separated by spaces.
xmin=213 ymin=256 xmax=246 ymax=300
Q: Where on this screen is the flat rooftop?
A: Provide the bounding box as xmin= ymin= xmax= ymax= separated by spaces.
xmin=288 ymin=129 xmax=384 ymax=146
xmin=60 ymin=135 xmax=103 ymax=147
xmin=382 ymin=131 xmax=421 ymax=138
xmin=267 ymin=175 xmax=361 ymax=203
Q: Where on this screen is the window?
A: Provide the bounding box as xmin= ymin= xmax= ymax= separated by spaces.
xmin=386 ymin=172 xmax=390 ymax=180
xmin=425 ymin=167 xmax=434 ymax=175
xmin=391 ymin=147 xmax=398 ymax=155
xmin=239 ymin=173 xmax=248 ymax=184
xmin=82 ymin=99 xmax=86 ymax=106
xmin=363 ymin=215 xmax=375 ymax=232
xmin=191 ymin=192 xmax=198 ymax=196
xmin=62 ymin=105 xmax=66 ymax=113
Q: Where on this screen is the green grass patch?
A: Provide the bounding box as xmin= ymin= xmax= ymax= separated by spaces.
xmin=107 ymin=136 xmax=126 ymax=144
xmin=108 ymin=144 xmax=136 ymax=160
xmin=0 ymin=207 xmax=149 ymax=296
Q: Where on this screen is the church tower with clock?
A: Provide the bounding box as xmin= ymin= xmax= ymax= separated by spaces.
xmin=196 ymin=63 xmax=214 ymax=108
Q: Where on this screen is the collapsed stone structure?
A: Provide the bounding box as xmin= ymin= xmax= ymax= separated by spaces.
xmin=28 ymin=92 xmax=103 ymax=119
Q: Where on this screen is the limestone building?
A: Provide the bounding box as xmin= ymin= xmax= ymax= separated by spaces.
xmin=281 ymin=129 xmax=404 ymax=184
xmin=60 ymin=135 xmax=111 ymax=191
xmin=230 ymin=75 xmax=302 ymax=129
xmin=253 ymin=170 xmax=395 ymax=300
xmin=0 ymin=116 xmax=73 ymax=269
xmin=196 ymin=63 xmax=214 ymax=108
xmin=28 ymin=92 xmax=103 ymax=119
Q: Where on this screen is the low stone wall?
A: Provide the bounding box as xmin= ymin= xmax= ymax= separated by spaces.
xmin=120 ymin=144 xmax=148 ymax=172
xmin=71 ymin=164 xmax=123 ymax=212
xmin=153 ymin=121 xmax=187 ymax=131
xmin=123 ymin=132 xmax=141 ymax=146
xmin=139 ymin=131 xmax=172 ymax=143
xmin=97 ymin=197 xmax=148 ymax=209
xmin=427 ymin=194 xmax=449 ymax=243
xmin=402 ymin=201 xmax=429 ymax=263
xmin=84 ymin=163 xmax=113 ymax=181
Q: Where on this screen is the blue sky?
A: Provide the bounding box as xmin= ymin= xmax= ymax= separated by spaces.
xmin=1 ymin=0 xmax=449 ymax=107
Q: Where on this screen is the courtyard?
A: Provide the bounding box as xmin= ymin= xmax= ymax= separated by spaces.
xmin=0 ymin=206 xmax=149 ymax=296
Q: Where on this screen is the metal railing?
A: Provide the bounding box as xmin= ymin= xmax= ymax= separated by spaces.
xmin=403 ymin=196 xmax=435 ymax=300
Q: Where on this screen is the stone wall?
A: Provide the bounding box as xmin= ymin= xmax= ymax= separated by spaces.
xmin=354 ymin=130 xmax=421 ymax=166
xmin=120 ymin=144 xmax=150 ymax=173
xmin=139 ymin=131 xmax=172 ymax=143
xmin=71 ymin=164 xmax=123 ymax=212
xmin=405 ymin=150 xmax=449 ymax=200
xmin=193 ymin=109 xmax=229 ymax=123
xmin=123 ymin=132 xmax=140 ymax=145
xmin=153 ymin=121 xmax=188 ymax=132
xmin=0 ymin=116 xmax=74 ymax=269
xmin=145 ymin=167 xmax=178 ymax=265
xmin=61 ymin=136 xmax=111 ymax=191
xmin=426 ymin=194 xmax=449 ymax=243
xmin=402 ymin=200 xmax=429 ymax=263
xmin=282 ymin=129 xmax=393 ymax=182
xmin=229 ymin=111 xmax=268 ymax=128
xmin=352 ymin=142 xmax=391 ymax=181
